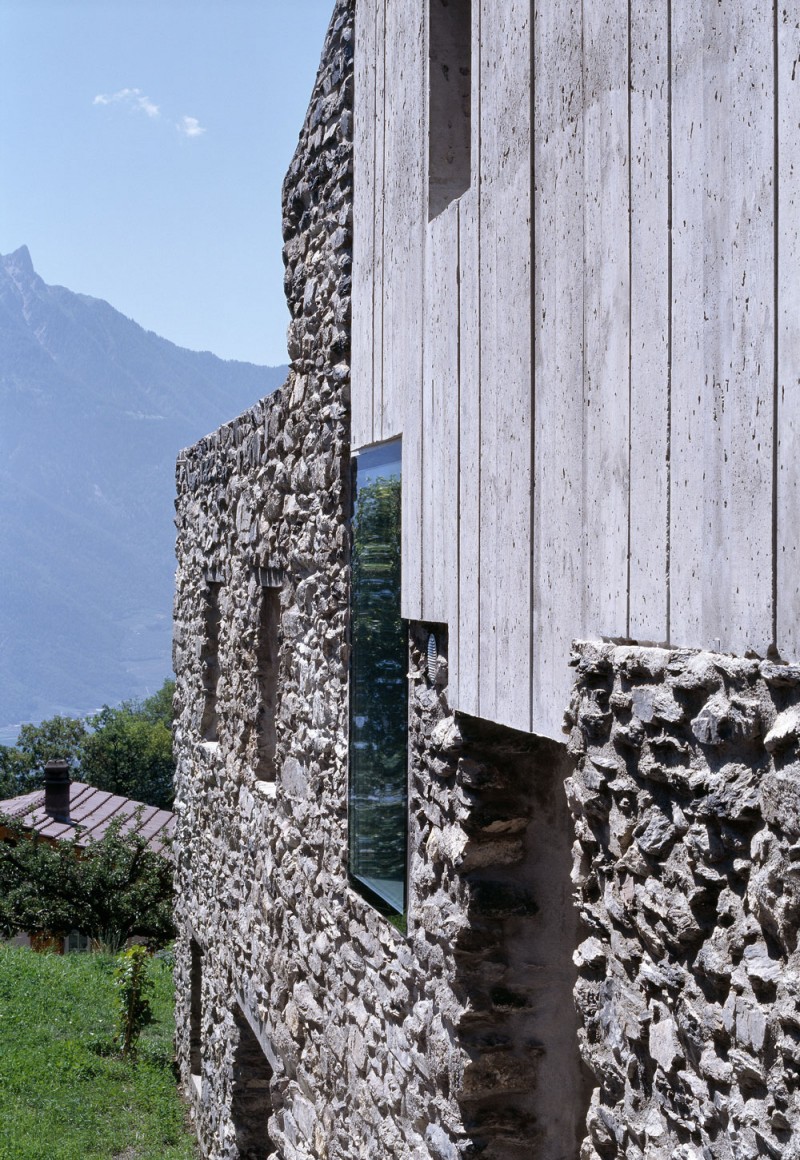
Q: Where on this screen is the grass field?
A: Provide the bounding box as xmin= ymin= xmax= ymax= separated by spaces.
xmin=0 ymin=945 xmax=198 ymax=1160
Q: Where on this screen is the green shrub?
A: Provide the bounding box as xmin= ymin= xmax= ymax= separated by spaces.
xmin=114 ymin=946 xmax=154 ymax=1061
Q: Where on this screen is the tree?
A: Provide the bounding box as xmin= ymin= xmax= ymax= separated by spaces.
xmin=0 ymin=747 xmax=25 ymax=799
xmin=81 ymin=681 xmax=175 ymax=809
xmin=14 ymin=716 xmax=87 ymax=793
xmin=0 ymin=815 xmax=174 ymax=951
xmin=135 ymin=680 xmax=174 ymax=727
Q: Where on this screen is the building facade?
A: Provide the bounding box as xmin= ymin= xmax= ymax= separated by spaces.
xmin=174 ymin=2 xmax=800 ymax=1157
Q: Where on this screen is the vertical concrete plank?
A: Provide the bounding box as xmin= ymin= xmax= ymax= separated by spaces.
xmin=381 ymin=0 xmax=426 ymax=442
xmin=703 ymin=0 xmax=774 ymax=655
xmin=351 ymin=0 xmax=377 ymax=450
xmin=453 ymin=1 xmax=483 ymax=719
xmin=628 ymin=0 xmax=670 ymax=643
xmin=531 ymin=0 xmax=586 ymax=737
xmin=479 ymin=0 xmax=532 ymax=731
xmin=378 ymin=0 xmax=425 ymax=619
xmin=777 ymin=7 xmax=800 ymax=660
xmin=371 ymin=0 xmax=386 ymax=449
xmin=457 ymin=189 xmax=481 ymax=719
xmin=669 ymin=0 xmax=705 ymax=644
xmin=671 ymin=0 xmax=774 ymax=654
xmin=421 ymin=205 xmax=460 ymax=641
xmin=582 ymin=0 xmax=630 ymax=641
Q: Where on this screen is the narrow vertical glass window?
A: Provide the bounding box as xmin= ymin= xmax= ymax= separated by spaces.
xmin=429 ymin=0 xmax=472 ymax=218
xmin=348 ymin=440 xmax=407 ymax=914
xmin=255 ymin=585 xmax=280 ymax=779
xmin=200 ymin=582 xmax=221 ymax=741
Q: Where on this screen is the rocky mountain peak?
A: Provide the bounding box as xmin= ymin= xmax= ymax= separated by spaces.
xmin=1 ymin=245 xmax=35 ymax=280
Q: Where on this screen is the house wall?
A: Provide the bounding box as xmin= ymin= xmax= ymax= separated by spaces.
xmin=352 ymin=0 xmax=800 ymax=741
xmin=173 ymin=4 xmax=586 ymax=1155
xmin=175 ymin=2 xmax=800 ymax=1156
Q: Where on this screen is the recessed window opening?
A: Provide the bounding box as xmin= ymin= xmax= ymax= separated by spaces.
xmin=190 ymin=939 xmax=203 ymax=1081
xmin=429 ymin=0 xmax=472 ymax=219
xmin=348 ymin=439 xmax=408 ymax=916
xmin=200 ymin=581 xmax=221 ymax=741
xmin=231 ymin=1005 xmax=274 ymax=1160
xmin=255 ymin=585 xmax=280 ymax=779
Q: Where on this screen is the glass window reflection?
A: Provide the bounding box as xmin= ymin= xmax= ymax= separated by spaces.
xmin=348 ymin=440 xmax=407 ymax=914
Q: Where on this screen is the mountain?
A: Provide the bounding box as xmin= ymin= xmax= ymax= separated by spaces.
xmin=0 ymin=246 xmax=287 ymax=731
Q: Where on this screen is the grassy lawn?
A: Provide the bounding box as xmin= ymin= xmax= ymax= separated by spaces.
xmin=0 ymin=945 xmax=198 ymax=1160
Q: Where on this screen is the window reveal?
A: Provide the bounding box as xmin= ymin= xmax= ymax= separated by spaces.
xmin=230 ymin=1005 xmax=275 ymax=1159
xmin=255 ymin=584 xmax=280 ymax=779
xmin=429 ymin=0 xmax=472 ymax=218
xmin=200 ymin=581 xmax=222 ymax=741
xmin=189 ymin=938 xmax=203 ymax=1082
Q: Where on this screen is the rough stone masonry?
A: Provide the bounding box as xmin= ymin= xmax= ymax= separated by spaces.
xmin=566 ymin=642 xmax=800 ymax=1160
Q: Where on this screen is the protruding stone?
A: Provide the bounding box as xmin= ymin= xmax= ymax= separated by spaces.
xmin=764 ymin=705 xmax=800 ymax=752
xmin=690 ymin=692 xmax=761 ymax=746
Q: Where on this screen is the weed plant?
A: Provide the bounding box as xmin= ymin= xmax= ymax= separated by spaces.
xmin=0 ymin=945 xmax=197 ymax=1160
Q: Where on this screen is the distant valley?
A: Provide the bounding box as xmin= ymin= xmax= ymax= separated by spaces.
xmin=0 ymin=246 xmax=287 ymax=732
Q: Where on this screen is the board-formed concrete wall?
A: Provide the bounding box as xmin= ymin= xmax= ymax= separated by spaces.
xmin=567 ymin=642 xmax=800 ymax=1159
xmin=353 ymin=0 xmax=800 ymax=742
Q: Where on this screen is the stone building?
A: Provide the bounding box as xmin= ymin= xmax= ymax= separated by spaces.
xmin=173 ymin=2 xmax=800 ymax=1157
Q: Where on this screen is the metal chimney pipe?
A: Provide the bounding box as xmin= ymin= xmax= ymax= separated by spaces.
xmin=43 ymin=759 xmax=70 ymax=822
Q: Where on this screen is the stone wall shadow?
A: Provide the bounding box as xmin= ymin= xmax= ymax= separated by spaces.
xmin=408 ymin=625 xmax=592 ymax=1159
xmin=454 ymin=717 xmax=592 ymax=1159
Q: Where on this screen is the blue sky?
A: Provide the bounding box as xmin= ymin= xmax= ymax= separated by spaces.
xmin=0 ymin=0 xmax=336 ymax=366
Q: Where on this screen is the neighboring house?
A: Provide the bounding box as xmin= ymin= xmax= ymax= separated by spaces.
xmin=174 ymin=3 xmax=800 ymax=1158
xmin=0 ymin=760 xmax=174 ymax=953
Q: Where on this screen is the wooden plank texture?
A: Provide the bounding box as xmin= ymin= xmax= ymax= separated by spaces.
xmin=478 ymin=0 xmax=532 ymax=731
xmin=628 ymin=0 xmax=670 ymax=643
xmin=351 ymin=0 xmax=377 ymax=450
xmin=531 ymin=0 xmax=586 ymax=736
xmin=671 ymin=0 xmax=774 ymax=654
xmin=777 ymin=7 xmax=800 ymax=660
xmin=581 ymin=0 xmax=630 ymax=641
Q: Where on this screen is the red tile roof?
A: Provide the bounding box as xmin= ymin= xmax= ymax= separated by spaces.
xmin=0 ymin=781 xmax=174 ymax=855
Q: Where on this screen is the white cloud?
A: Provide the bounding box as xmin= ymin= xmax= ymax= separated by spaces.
xmin=93 ymin=90 xmax=206 ymax=140
xmin=178 ymin=115 xmax=206 ymax=138
xmin=93 ymin=88 xmax=160 ymax=119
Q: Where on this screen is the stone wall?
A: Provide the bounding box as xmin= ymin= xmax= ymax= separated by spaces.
xmin=566 ymin=641 xmax=800 ymax=1159
xmin=171 ymin=2 xmax=586 ymax=1156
